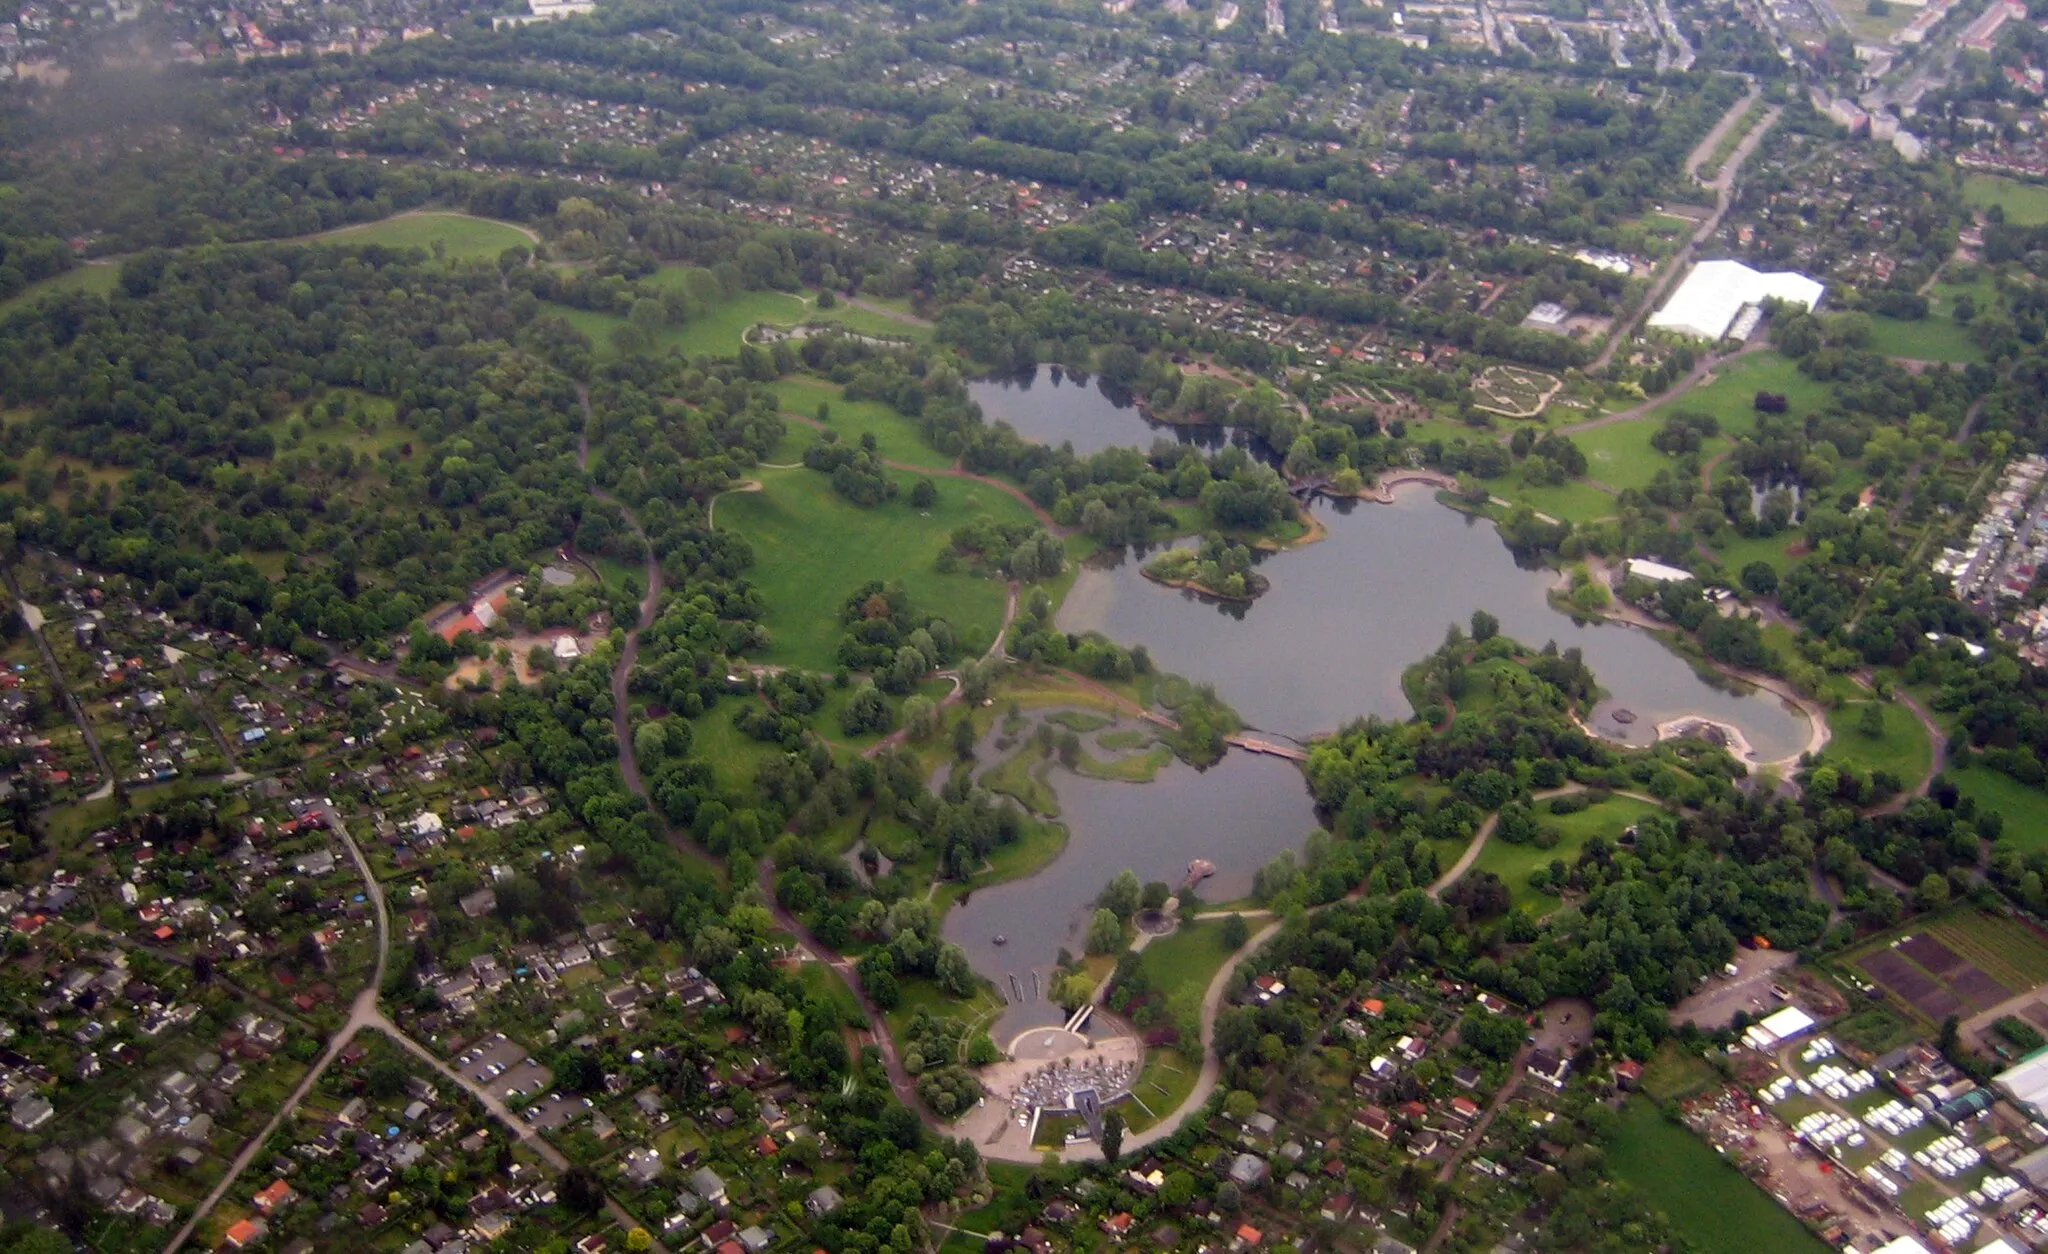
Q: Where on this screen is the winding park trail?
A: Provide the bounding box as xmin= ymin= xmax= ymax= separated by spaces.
xmin=576 ymin=384 xmax=719 ymax=871
xmin=1853 ymin=672 xmax=1950 ymax=816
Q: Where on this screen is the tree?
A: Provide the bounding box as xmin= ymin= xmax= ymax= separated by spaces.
xmin=1740 ymin=561 xmax=1779 ymax=596
xmin=1099 ymin=1109 xmax=1125 ymax=1162
xmin=911 ymin=479 xmax=938 ymax=509
xmin=952 ymin=715 xmax=978 ymax=759
xmin=1917 ymin=872 xmax=1951 ymax=910
xmin=1858 ymin=703 xmax=1887 ymax=739
xmin=1224 ymin=1089 xmax=1260 ymax=1122
xmin=1220 ymin=913 xmax=1251 ymax=950
xmin=1051 ymin=970 xmax=1095 ymax=1010
xmin=562 ymin=1166 xmax=605 ymax=1213
xmin=626 ymin=1229 xmax=653 ymax=1252
xmin=1085 ymin=908 xmax=1125 ymax=955
xmin=1470 ymin=609 xmax=1499 ymax=643
xmin=1099 ymin=868 xmax=1143 ymax=920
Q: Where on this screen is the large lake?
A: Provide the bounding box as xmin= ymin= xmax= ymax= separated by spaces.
xmin=1059 ymin=489 xmax=1810 ymax=754
xmin=968 ymin=365 xmax=1246 ymax=458
xmin=943 ymin=384 xmax=1810 ymax=1026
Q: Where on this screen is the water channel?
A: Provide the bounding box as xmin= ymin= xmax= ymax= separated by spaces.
xmin=945 ymin=373 xmax=1813 ymax=1030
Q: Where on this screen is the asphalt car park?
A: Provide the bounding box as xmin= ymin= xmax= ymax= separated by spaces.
xmin=453 ymin=1033 xmax=551 ymax=1102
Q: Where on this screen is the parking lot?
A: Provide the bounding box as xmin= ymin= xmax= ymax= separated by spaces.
xmin=455 ymin=1033 xmax=551 ymax=1102
xmin=1670 ymin=947 xmax=1799 ymax=1029
xmin=527 ymin=1094 xmax=594 ymax=1131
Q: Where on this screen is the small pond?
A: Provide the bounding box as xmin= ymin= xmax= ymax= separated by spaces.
xmin=967 ymin=364 xmax=1249 ymax=458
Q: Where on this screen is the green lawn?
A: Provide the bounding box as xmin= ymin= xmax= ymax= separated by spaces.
xmin=1648 ymin=351 xmax=1831 ymax=438
xmin=1611 ymin=1100 xmax=1830 ymax=1254
xmin=1818 ymin=700 xmax=1932 ymax=785
xmin=1954 ymin=765 xmax=2048 ymax=855
xmin=771 ymin=378 xmax=957 ymax=471
xmin=0 ymin=263 xmax=118 ymax=319
xmin=1701 ymin=530 xmax=1799 ymax=577
xmin=561 ymin=281 xmax=928 ymax=361
xmin=1574 ymin=419 xmax=1691 ymax=496
xmin=1864 ymin=313 xmax=1983 ymax=365
xmin=310 ymin=212 xmax=533 ymax=260
xmin=1471 ymin=795 xmax=1662 ymax=914
xmin=1494 ymin=473 xmax=1617 ymax=524
xmin=1137 ymin=918 xmax=1237 ymax=1027
xmin=717 ymin=466 xmax=1033 ymax=670
xmin=1964 ymin=173 xmax=2048 ymax=226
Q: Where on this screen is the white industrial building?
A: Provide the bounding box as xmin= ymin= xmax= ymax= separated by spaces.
xmin=1648 ymin=259 xmax=1825 ymax=342
xmin=1995 ymin=1049 xmax=2048 ymax=1120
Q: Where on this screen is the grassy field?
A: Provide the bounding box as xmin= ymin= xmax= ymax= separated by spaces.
xmin=311 ymin=212 xmax=534 ymax=260
xmin=1818 ymin=700 xmax=1932 ymax=785
xmin=1639 ymin=1042 xmax=1718 ymax=1103
xmin=1496 ymin=473 xmax=1617 ymax=525
xmin=772 ymin=378 xmax=957 ymax=470
xmin=1953 ymin=765 xmax=2048 ymax=855
xmin=1611 ymin=1100 xmax=1830 ymax=1254
xmin=1701 ymin=529 xmax=1800 ymax=577
xmin=1964 ymin=173 xmax=2048 ymax=226
xmin=717 ymin=466 xmax=1033 ymax=670
xmin=1864 ymin=313 xmax=1983 ymax=364
xmin=562 ymin=281 xmax=928 ymax=361
xmin=1137 ymin=918 xmax=1237 ymax=1028
xmin=1471 ymin=795 xmax=1662 ymax=914
xmin=0 ymin=263 xmax=119 ymax=319
xmin=1649 ymin=351 xmax=1832 ymax=436
xmin=1574 ymin=418 xmax=1693 ymax=496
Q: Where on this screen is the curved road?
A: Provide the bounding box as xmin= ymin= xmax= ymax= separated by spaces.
xmin=165 ymin=801 xmax=663 ymax=1253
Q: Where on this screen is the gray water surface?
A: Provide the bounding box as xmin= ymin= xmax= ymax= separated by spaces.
xmin=941 ymin=745 xmax=1317 ymax=1035
xmin=1058 ymin=487 xmax=1809 ymax=756
xmin=968 ymin=365 xmax=1243 ymax=458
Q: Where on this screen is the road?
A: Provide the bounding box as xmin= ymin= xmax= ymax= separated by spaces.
xmin=4 ymin=567 xmax=115 ymax=800
xmin=165 ymin=803 xmax=663 ymax=1253
xmin=1421 ymin=1045 xmax=1532 ymax=1252
xmin=1589 ymin=104 xmax=1780 ymax=374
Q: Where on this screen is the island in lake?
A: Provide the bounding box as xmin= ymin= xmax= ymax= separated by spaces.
xmin=1142 ymin=536 xmax=1270 ymax=603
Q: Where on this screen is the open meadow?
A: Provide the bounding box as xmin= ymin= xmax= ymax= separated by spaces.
xmin=715 ymin=466 xmax=1037 ymax=671
xmin=1611 ymin=1100 xmax=1831 ymax=1254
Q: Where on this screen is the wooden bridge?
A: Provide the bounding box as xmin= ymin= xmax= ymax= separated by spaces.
xmin=1225 ymin=734 xmax=1309 ymax=762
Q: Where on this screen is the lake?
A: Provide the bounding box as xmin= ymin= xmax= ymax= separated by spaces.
xmin=942 ymin=739 xmax=1318 ymax=1036
xmin=968 ymin=365 xmax=1245 ymax=458
xmin=1058 ymin=487 xmax=1811 ymax=756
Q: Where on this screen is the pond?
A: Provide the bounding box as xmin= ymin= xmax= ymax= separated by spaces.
xmin=1059 ymin=486 xmax=1811 ymax=757
xmin=968 ymin=364 xmax=1246 ymax=458
xmin=941 ymin=740 xmax=1318 ymax=1036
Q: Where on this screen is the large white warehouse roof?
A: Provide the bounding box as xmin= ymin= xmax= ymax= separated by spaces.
xmin=1648 ymin=259 xmax=1825 ymax=341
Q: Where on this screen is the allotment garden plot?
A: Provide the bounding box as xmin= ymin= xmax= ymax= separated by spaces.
xmin=1849 ymin=911 xmax=2048 ymax=1025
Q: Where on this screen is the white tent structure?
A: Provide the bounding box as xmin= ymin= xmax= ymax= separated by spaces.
xmin=1740 ymin=1004 xmax=1816 ymax=1051
xmin=1648 ymin=259 xmax=1825 ymax=341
